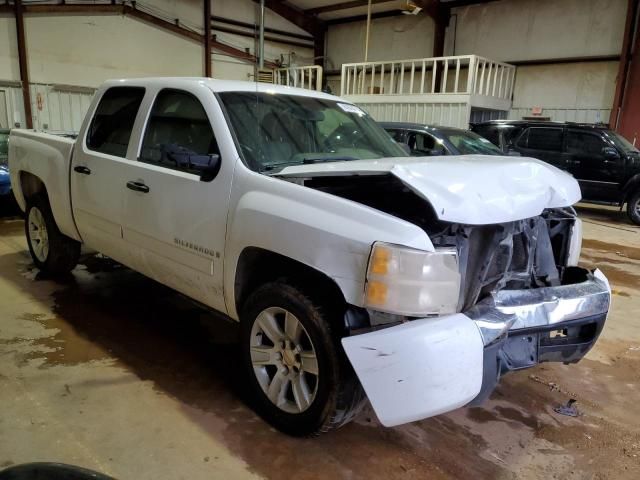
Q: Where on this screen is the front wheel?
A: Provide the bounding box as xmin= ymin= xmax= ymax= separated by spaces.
xmin=627 ymin=190 xmax=640 ymax=225
xmin=240 ymin=282 xmax=366 ymax=436
xmin=25 ymin=197 xmax=80 ymax=275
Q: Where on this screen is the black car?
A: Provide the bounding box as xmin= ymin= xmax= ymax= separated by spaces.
xmin=381 ymin=122 xmax=505 ymax=157
xmin=472 ymin=120 xmax=640 ymax=225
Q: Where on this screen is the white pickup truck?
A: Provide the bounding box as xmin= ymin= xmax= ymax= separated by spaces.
xmin=9 ymin=78 xmax=611 ymax=436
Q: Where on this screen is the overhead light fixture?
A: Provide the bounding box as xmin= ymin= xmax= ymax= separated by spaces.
xmin=401 ymin=1 xmax=422 ymax=15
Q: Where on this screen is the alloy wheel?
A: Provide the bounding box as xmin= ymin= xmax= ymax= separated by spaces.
xmin=249 ymin=307 xmax=319 ymax=413
xmin=28 ymin=206 xmax=49 ymax=262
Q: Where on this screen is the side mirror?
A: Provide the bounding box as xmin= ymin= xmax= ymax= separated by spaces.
xmin=602 ymin=146 xmax=620 ymax=160
xmin=189 ymin=154 xmax=221 ymax=182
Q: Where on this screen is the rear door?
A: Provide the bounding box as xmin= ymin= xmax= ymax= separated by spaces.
xmin=118 ymin=86 xmax=234 ymax=313
xmin=514 ymin=126 xmax=567 ymax=170
xmin=70 ymin=86 xmax=146 ymax=265
xmin=565 ymin=129 xmax=624 ymax=202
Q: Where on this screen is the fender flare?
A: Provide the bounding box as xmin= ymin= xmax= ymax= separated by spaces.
xmin=622 ymin=174 xmax=640 ymax=202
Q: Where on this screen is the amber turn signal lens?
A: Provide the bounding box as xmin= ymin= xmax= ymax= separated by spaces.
xmin=365 ymin=280 xmax=388 ymax=305
xmin=370 ymin=245 xmax=390 ymax=274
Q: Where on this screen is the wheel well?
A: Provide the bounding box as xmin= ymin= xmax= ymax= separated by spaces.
xmin=622 ymin=175 xmax=640 ymax=204
xmin=20 ymin=171 xmax=48 ymax=203
xmin=234 ymin=247 xmax=348 ymax=322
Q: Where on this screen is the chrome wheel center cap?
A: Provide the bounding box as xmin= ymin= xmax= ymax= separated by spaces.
xmin=283 ymin=348 xmax=297 ymax=368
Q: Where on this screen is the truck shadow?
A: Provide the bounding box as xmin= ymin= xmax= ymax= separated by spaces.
xmin=0 ymin=249 xmax=548 ymax=480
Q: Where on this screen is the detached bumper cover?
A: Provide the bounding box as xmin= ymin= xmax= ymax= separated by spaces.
xmin=342 ymin=269 xmax=611 ymax=427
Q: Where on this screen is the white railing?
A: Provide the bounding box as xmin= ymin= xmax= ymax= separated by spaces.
xmin=274 ymin=65 xmax=323 ymax=91
xmin=340 ymin=55 xmax=515 ymax=100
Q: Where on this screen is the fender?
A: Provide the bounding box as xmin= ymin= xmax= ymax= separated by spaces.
xmin=223 ymin=167 xmax=433 ymax=320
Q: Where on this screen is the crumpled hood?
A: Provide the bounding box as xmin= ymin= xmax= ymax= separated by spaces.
xmin=276 ymin=155 xmax=581 ymax=225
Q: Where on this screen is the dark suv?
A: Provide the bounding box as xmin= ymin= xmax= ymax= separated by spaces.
xmin=472 ymin=121 xmax=640 ymax=225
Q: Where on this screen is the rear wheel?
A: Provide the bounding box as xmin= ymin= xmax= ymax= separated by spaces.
xmin=627 ymin=189 xmax=640 ymax=225
xmin=240 ymin=282 xmax=366 ymax=436
xmin=25 ymin=197 xmax=80 ymax=275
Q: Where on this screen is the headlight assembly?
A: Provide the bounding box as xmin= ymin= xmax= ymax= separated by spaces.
xmin=364 ymin=242 xmax=462 ymax=316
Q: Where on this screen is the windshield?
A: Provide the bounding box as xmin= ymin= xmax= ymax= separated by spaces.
xmin=604 ymin=131 xmax=639 ymax=154
xmin=218 ymin=92 xmax=407 ymax=172
xmin=440 ymin=129 xmax=504 ymax=155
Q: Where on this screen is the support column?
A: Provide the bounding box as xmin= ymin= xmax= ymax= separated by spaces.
xmin=204 ymin=0 xmax=212 ymax=76
xmin=610 ymin=0 xmax=639 ymax=132
xmin=14 ymin=0 xmax=33 ymax=129
xmin=432 ymin=6 xmax=450 ymax=93
xmin=314 ymin=26 xmax=325 ymax=68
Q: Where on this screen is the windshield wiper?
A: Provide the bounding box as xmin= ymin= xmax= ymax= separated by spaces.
xmin=302 ymin=156 xmax=358 ymax=164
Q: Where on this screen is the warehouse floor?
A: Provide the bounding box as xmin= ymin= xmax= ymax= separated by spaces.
xmin=0 ymin=204 xmax=638 ymax=480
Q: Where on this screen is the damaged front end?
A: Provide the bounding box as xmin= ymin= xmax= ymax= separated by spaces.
xmin=427 ymin=208 xmax=610 ymax=403
xmin=307 ymin=174 xmax=612 ymax=427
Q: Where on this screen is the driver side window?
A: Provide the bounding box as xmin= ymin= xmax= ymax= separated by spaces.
xmin=140 ymin=89 xmax=219 ymax=174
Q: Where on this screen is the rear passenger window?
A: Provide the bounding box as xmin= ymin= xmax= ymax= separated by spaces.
xmin=87 ymin=87 xmax=145 ymax=157
xmin=140 ymin=89 xmax=219 ymax=174
xmin=520 ymin=127 xmax=563 ymax=151
xmin=475 ymin=127 xmax=499 ymax=147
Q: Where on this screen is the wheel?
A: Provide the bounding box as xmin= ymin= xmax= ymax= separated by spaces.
xmin=241 ymin=282 xmax=366 ymax=436
xmin=627 ymin=189 xmax=640 ymax=225
xmin=25 ymin=196 xmax=80 ymax=275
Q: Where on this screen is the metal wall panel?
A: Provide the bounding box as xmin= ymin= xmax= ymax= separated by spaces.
xmin=0 ymin=82 xmax=95 ymax=132
xmin=357 ymin=101 xmax=471 ymax=129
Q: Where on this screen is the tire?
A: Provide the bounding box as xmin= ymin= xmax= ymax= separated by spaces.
xmin=25 ymin=196 xmax=80 ymax=275
xmin=627 ymin=189 xmax=640 ymax=226
xmin=240 ymin=282 xmax=366 ymax=436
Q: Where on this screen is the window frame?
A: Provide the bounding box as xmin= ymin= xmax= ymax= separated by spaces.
xmin=85 ymin=86 xmax=146 ymax=159
xmin=137 ymin=87 xmax=219 ymax=176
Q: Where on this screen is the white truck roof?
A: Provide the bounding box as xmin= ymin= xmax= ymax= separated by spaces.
xmin=100 ymin=77 xmax=340 ymax=101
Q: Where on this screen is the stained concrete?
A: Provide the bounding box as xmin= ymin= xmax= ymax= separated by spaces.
xmin=0 ymin=203 xmax=638 ymax=479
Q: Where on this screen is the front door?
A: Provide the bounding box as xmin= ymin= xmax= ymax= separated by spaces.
xmin=70 ymin=86 xmax=146 ymax=265
xmin=119 ymin=87 xmax=234 ymax=313
xmin=565 ymin=129 xmax=624 ymax=202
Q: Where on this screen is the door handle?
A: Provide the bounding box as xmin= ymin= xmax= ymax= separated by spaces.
xmin=73 ymin=165 xmax=91 ymax=175
xmin=567 ymin=159 xmax=581 ymax=165
xmin=126 ymin=180 xmax=150 ymax=193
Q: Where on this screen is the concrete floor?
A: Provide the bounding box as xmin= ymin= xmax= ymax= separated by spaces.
xmin=0 ymin=203 xmax=638 ymax=480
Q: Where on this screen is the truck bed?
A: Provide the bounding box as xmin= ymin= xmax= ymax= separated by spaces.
xmin=8 ymin=130 xmax=81 ymax=241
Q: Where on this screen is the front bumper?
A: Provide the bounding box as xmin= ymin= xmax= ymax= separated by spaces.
xmin=342 ymin=268 xmax=611 ymax=427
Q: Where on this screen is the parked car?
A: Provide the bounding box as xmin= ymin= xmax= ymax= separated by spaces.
xmin=381 ymin=122 xmax=505 ymax=156
xmin=8 ymin=79 xmax=610 ymax=435
xmin=472 ymin=120 xmax=640 ymax=224
xmin=0 ymin=129 xmax=11 ymax=198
